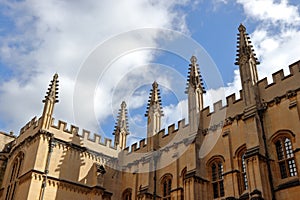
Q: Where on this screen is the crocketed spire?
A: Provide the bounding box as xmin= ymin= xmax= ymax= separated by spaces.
xmin=145 ymin=81 xmax=164 ymax=117
xmin=235 ymin=24 xmax=260 ymax=66
xmin=185 ymin=55 xmax=205 ymax=94
xmin=43 ymin=73 xmax=59 ymax=103
xmin=41 ymin=73 xmax=59 ymax=130
xmin=113 ymin=101 xmax=129 ymax=135
xmin=113 ymin=101 xmax=129 ymax=149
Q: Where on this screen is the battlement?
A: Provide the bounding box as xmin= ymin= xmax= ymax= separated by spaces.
xmin=123 ymin=118 xmax=188 ymax=154
xmin=196 ymin=60 xmax=300 ymax=136
xmin=14 ymin=60 xmax=300 ymax=160
xmin=258 ymin=60 xmax=300 ymax=102
xmin=201 ymin=61 xmax=300 ymax=118
xmin=19 ymin=116 xmax=40 ymax=135
xmin=261 ymin=61 xmax=300 ymax=88
xmin=50 ymin=119 xmax=115 ymax=150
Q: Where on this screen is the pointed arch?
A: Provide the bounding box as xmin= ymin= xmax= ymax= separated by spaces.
xmin=207 ymin=155 xmax=225 ymax=199
xmin=270 ymin=129 xmax=295 ymax=143
xmin=122 ymin=188 xmax=132 ymax=200
xmin=181 ymin=167 xmax=187 ymax=184
xmin=270 ymin=130 xmax=297 ymax=179
xmin=160 ymin=173 xmax=173 ymax=200
xmin=235 ymin=144 xmax=248 ymax=193
xmin=206 ymin=155 xmax=225 ymax=167
xmin=5 ymin=151 xmax=24 ymax=200
xmin=234 ymin=143 xmax=247 ymax=158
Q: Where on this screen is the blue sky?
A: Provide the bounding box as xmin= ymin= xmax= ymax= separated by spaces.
xmin=0 ymin=0 xmax=300 ymax=145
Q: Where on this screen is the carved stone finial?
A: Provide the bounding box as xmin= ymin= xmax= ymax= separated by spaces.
xmin=113 ymin=101 xmax=129 ymax=134
xmin=43 ymin=73 xmax=59 ymax=103
xmin=113 ymin=101 xmax=129 ymax=149
xmin=41 ymin=73 xmax=59 ymax=130
xmin=185 ymin=55 xmax=205 ymax=93
xmin=152 ymin=81 xmax=158 ymax=90
xmin=235 ymin=24 xmax=260 ymax=66
xmin=238 ymin=23 xmax=246 ymax=33
xmin=121 ymin=101 xmax=126 ymax=109
xmin=190 ymin=55 xmax=197 ymax=65
xmin=145 ymin=81 xmax=163 ymax=117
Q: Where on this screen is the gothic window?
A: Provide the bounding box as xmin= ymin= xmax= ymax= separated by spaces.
xmin=161 ymin=174 xmax=172 ymax=200
xmin=122 ymin=188 xmax=132 ymax=200
xmin=240 ymin=153 xmax=248 ymax=191
xmin=275 ymin=137 xmax=297 ymax=179
xmin=181 ymin=168 xmax=186 ymax=200
xmin=5 ymin=152 xmax=24 ymax=200
xmin=211 ymin=161 xmax=224 ymax=199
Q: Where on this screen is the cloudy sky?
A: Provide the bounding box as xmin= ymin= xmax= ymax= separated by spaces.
xmin=0 ymin=0 xmax=299 ymax=145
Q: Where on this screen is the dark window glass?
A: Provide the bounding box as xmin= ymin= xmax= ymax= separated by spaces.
xmin=241 ymin=153 xmax=248 ymax=190
xmin=213 ymin=183 xmax=219 ymax=198
xmin=123 ymin=189 xmax=132 ymax=200
xmin=211 ymin=161 xmax=224 ymax=199
xmin=275 ymin=137 xmax=297 ymax=179
xmin=162 ymin=177 xmax=172 ymax=200
xmin=276 ymin=141 xmax=284 ymax=160
xmin=5 ymin=153 xmax=23 ymax=200
xmin=212 ymin=164 xmax=217 ymax=181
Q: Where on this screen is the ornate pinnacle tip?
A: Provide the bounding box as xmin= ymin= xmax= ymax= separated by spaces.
xmin=238 ymin=23 xmax=246 ymax=33
xmin=190 ymin=55 xmax=197 ymax=65
xmin=113 ymin=100 xmax=129 ymax=136
xmin=185 ymin=55 xmax=205 ymax=93
xmin=43 ymin=73 xmax=59 ymax=103
xmin=145 ymin=81 xmax=163 ymax=116
xmin=152 ymin=81 xmax=158 ymax=88
xmin=235 ymin=23 xmax=260 ymax=65
xmin=121 ymin=101 xmax=126 ymax=109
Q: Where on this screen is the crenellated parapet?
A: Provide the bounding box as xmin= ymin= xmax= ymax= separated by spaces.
xmin=15 ymin=117 xmax=44 ymax=146
xmin=19 ymin=116 xmax=40 ymax=135
xmin=118 ymin=118 xmax=197 ymax=173
xmin=123 ymin=118 xmax=188 ymax=155
xmin=49 ymin=119 xmax=118 ymax=157
xmin=13 ymin=116 xmax=120 ymax=160
xmin=115 ymin=59 xmax=300 ymax=174
xmin=199 ymin=60 xmax=300 ymax=136
xmin=121 ymin=60 xmax=300 ymax=155
xmin=258 ymin=60 xmax=300 ymax=103
xmin=15 ymin=61 xmax=300 ymax=162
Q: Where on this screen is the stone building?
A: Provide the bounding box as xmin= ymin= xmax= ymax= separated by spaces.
xmin=1 ymin=24 xmax=300 ymax=200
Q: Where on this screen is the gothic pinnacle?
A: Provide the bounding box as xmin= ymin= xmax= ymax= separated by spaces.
xmin=43 ymin=73 xmax=59 ymax=103
xmin=185 ymin=55 xmax=205 ymax=94
xmin=145 ymin=81 xmax=164 ymax=117
xmin=235 ymin=24 xmax=260 ymax=65
xmin=113 ymin=101 xmax=129 ymax=135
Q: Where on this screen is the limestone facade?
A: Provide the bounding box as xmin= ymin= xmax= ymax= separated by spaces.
xmin=1 ymin=24 xmax=300 ymax=200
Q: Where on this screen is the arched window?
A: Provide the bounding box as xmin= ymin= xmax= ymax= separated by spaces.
xmin=181 ymin=168 xmax=186 ymax=200
xmin=211 ymin=161 xmax=224 ymax=199
xmin=122 ymin=188 xmax=132 ymax=200
xmin=5 ymin=152 xmax=24 ymax=200
xmin=240 ymin=153 xmax=248 ymax=191
xmin=161 ymin=174 xmax=172 ymax=200
xmin=181 ymin=167 xmax=187 ymax=186
xmin=275 ymin=137 xmax=297 ymax=179
xmin=235 ymin=144 xmax=248 ymax=194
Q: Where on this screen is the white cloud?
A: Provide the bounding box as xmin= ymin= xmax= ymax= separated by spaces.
xmin=236 ymin=0 xmax=300 ymax=81
xmin=197 ymin=0 xmax=300 ymax=117
xmin=1 ymin=0 xmax=300 ymax=148
xmin=211 ymin=0 xmax=300 ymax=103
xmin=0 ymin=0 xmax=190 ymax=135
xmin=162 ymin=99 xmax=188 ymax=129
xmin=237 ymin=0 xmax=300 ymax=25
